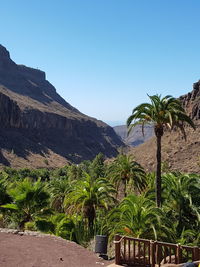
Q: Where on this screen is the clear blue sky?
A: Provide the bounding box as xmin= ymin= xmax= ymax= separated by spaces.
xmin=1 ymin=0 xmax=200 ymax=126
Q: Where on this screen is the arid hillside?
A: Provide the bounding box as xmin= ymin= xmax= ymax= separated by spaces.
xmin=130 ymin=123 xmax=199 ymax=173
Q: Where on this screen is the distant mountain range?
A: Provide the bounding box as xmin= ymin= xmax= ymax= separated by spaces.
xmin=0 ymin=45 xmax=124 ymax=168
xmin=113 ymin=124 xmax=154 ymax=146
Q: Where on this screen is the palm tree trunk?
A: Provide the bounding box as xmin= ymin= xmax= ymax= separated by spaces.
xmin=85 ymin=206 xmax=95 ymax=233
xmin=156 ymin=135 xmax=162 ymax=207
xmin=124 ymin=180 xmax=127 ymax=198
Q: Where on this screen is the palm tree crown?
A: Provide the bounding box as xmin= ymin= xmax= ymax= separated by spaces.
xmin=127 ymin=94 xmax=195 ymax=207
xmin=49 ymin=177 xmax=72 ymax=213
xmin=107 ymin=194 xmax=172 ymax=240
xmin=162 ymin=172 xmax=200 ymax=234
xmin=64 ymin=172 xmax=116 ymax=230
xmin=127 ymin=95 xmax=195 ymax=137
xmin=108 ymin=154 xmax=146 ymax=197
xmin=2 ymin=178 xmax=50 ymax=230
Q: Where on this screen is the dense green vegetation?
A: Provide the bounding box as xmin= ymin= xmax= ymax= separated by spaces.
xmin=0 ymin=153 xmax=199 ymax=247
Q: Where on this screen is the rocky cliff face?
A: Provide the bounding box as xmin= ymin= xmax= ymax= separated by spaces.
xmin=0 ymin=45 xmax=124 ymax=167
xmin=180 ymin=80 xmax=200 ymax=120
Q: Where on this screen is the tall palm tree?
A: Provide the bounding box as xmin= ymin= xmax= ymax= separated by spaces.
xmin=64 ymin=172 xmax=116 ymax=231
xmin=127 ymin=95 xmax=195 ymax=207
xmin=108 ymin=154 xmax=146 ymax=198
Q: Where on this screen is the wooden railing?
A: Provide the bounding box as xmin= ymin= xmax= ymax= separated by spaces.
xmin=114 ymin=235 xmax=200 ymax=266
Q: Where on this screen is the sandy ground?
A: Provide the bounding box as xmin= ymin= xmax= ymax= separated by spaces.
xmin=0 ymin=232 xmax=113 ymax=267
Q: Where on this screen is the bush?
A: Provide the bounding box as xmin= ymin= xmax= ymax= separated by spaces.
xmin=0 ymin=214 xmax=4 ymax=227
xmin=24 ymin=221 xmax=37 ymax=231
xmin=56 ymin=217 xmax=75 ymax=240
xmin=35 ymin=219 xmax=55 ymax=233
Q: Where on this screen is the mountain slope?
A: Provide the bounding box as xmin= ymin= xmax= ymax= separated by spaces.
xmin=113 ymin=124 xmax=154 ymax=146
xmin=0 ymin=45 xmax=124 ymax=168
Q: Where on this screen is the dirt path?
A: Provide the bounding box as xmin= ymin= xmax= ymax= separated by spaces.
xmin=0 ymin=232 xmax=112 ymax=267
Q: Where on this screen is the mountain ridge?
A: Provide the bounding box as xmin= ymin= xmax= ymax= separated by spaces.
xmin=0 ymin=45 xmax=124 ymax=168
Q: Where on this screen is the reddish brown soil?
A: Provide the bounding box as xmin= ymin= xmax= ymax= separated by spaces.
xmin=130 ymin=123 xmax=200 ymax=173
xmin=0 ymin=232 xmax=111 ymax=267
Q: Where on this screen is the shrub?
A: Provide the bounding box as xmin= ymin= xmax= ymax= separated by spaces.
xmin=35 ymin=219 xmax=55 ymax=233
xmin=24 ymin=221 xmax=37 ymax=231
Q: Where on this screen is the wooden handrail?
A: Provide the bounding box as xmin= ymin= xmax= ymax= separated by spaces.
xmin=113 ymin=235 xmax=125 ymax=244
xmin=114 ymin=235 xmax=200 ymax=267
xmin=119 ymin=236 xmax=153 ymax=242
xmin=156 ymin=241 xmax=178 ymax=246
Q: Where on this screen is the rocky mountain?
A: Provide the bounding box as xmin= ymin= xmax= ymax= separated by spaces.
xmin=180 ymin=80 xmax=200 ymax=120
xmin=129 ymin=81 xmax=200 ymax=173
xmin=0 ymin=45 xmax=124 ymax=168
xmin=113 ymin=124 xmax=154 ymax=146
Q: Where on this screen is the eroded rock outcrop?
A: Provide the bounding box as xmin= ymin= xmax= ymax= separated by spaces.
xmin=180 ymin=80 xmax=200 ymax=120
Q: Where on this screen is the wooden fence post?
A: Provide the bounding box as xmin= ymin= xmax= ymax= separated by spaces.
xmin=176 ymin=243 xmax=181 ymax=264
xmin=155 ymin=241 xmax=160 ymax=265
xmin=150 ymin=240 xmax=155 ymax=267
xmin=115 ymin=235 xmax=121 ymax=265
xmin=193 ymin=246 xmax=200 ymax=261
